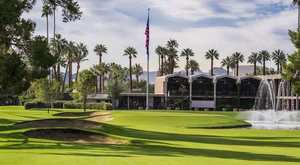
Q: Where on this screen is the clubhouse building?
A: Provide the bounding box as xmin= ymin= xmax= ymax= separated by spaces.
xmin=116 ymin=73 xmax=262 ymax=110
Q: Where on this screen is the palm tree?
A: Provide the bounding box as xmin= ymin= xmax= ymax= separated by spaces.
xmin=205 ymin=49 xmax=219 ymax=76
xmin=293 ymin=0 xmax=300 ymax=28
xmin=259 ymin=50 xmax=271 ymax=75
xmin=272 ymin=50 xmax=287 ymax=74
xmin=94 ymin=44 xmax=107 ymax=65
xmin=166 ymin=39 xmax=179 ymax=74
xmin=50 ymin=34 xmax=67 ymax=81
xmin=232 ymin=52 xmax=244 ymax=77
xmin=221 ymin=56 xmax=234 ymax=76
xmin=189 ymin=59 xmax=200 ymax=75
xmin=248 ymin=52 xmax=261 ymax=75
xmin=94 ymin=44 xmax=107 ymax=93
xmin=181 ymin=48 xmax=195 ymax=76
xmin=74 ymin=43 xmax=88 ymax=82
xmin=41 ymin=4 xmax=53 ymax=43
xmin=123 ymin=47 xmax=137 ymax=92
xmin=133 ymin=64 xmax=143 ymax=84
xmin=155 ymin=46 xmax=167 ymax=76
xmin=43 ymin=0 xmax=82 ymax=41
xmin=91 ymin=63 xmax=109 ymax=93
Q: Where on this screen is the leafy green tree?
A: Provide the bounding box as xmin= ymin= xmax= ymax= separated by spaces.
xmin=189 ymin=59 xmax=200 ymax=75
xmin=27 ymin=36 xmax=57 ymax=79
xmin=75 ymin=69 xmax=96 ymax=112
xmin=181 ymin=48 xmax=195 ymax=76
xmin=221 ymin=56 xmax=234 ymax=76
xmin=248 ymin=52 xmax=261 ymax=75
xmin=0 ymin=0 xmax=35 ymax=50
xmin=123 ymin=47 xmax=137 ymax=92
xmin=205 ymin=49 xmax=219 ymax=76
xmin=133 ymin=64 xmax=143 ymax=84
xmin=259 ymin=50 xmax=271 ymax=75
xmin=0 ymin=52 xmax=29 ymax=98
xmin=232 ymin=52 xmax=244 ymax=76
xmin=74 ymin=42 xmax=88 ymax=82
xmin=272 ymin=49 xmax=286 ymax=74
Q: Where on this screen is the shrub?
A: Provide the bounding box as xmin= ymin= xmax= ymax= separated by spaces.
xmin=24 ymin=102 xmax=49 ymax=110
xmin=63 ymin=102 xmax=113 ymax=110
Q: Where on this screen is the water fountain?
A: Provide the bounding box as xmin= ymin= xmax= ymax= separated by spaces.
xmin=242 ymin=79 xmax=300 ymax=129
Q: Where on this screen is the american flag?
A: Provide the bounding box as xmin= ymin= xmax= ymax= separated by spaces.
xmin=145 ymin=9 xmax=150 ymax=55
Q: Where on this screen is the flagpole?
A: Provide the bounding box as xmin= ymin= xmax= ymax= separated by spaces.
xmin=146 ymin=8 xmax=150 ymax=110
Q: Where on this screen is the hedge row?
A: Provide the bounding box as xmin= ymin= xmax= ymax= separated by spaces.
xmin=24 ymin=101 xmax=112 ymax=110
xmin=63 ymin=102 xmax=112 ymax=110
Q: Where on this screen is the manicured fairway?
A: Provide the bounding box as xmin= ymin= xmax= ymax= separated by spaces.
xmin=0 ymin=106 xmax=300 ymax=165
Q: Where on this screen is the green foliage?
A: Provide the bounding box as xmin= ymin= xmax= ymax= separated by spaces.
xmin=75 ymin=69 xmax=96 ymax=111
xmin=63 ymin=102 xmax=112 ymax=110
xmin=27 ymin=36 xmax=57 ymax=79
xmin=0 ymin=52 xmax=29 ymax=97
xmin=26 ymin=78 xmax=61 ymax=103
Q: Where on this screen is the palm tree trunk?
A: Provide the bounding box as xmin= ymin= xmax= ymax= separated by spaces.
xmin=99 ymin=54 xmax=102 ymax=93
xmin=263 ymin=59 xmax=266 ymax=75
xmin=158 ymin=55 xmax=161 ymax=74
xmin=227 ymin=66 xmax=229 ymax=76
xmin=53 ymin=6 xmax=56 ymax=40
xmin=161 ymin=55 xmax=164 ymax=76
xmin=236 ymin=62 xmax=239 ymax=77
xmin=62 ymin=64 xmax=69 ymax=93
xmin=76 ymin=63 xmax=80 ymax=82
xmin=129 ymin=56 xmax=132 ymax=92
xmin=186 ymin=56 xmax=189 ymax=76
xmin=211 ymin=58 xmax=213 ymax=76
xmin=68 ymin=62 xmax=72 ymax=88
xmin=277 ymin=64 xmax=280 ymax=74
xmin=57 ymin=65 xmax=61 ymax=81
xmin=254 ymin=62 xmax=257 ymax=75
xmin=46 ymin=15 xmax=49 ymax=43
xmin=102 ymin=75 xmax=105 ymax=93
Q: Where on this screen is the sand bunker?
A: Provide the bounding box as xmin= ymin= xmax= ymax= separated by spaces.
xmin=24 ymin=128 xmax=125 ymax=144
xmin=15 ymin=118 xmax=102 ymax=129
xmin=54 ymin=111 xmax=113 ymax=122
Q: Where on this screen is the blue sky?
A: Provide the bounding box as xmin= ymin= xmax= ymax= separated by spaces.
xmin=25 ymin=0 xmax=297 ymax=72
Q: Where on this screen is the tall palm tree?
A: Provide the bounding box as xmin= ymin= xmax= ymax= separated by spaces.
xmin=133 ymin=64 xmax=143 ymax=84
xmin=272 ymin=50 xmax=286 ymax=74
xmin=94 ymin=44 xmax=107 ymax=93
xmin=41 ymin=4 xmax=53 ymax=43
xmin=94 ymin=44 xmax=107 ymax=65
xmin=91 ymin=63 xmax=109 ymax=93
xmin=155 ymin=46 xmax=166 ymax=76
xmin=189 ymin=59 xmax=200 ymax=75
xmin=166 ymin=39 xmax=179 ymax=74
xmin=259 ymin=50 xmax=271 ymax=75
xmin=123 ymin=47 xmax=137 ymax=92
xmin=205 ymin=49 xmax=219 ymax=76
xmin=50 ymin=34 xmax=67 ymax=81
xmin=293 ymin=0 xmax=300 ymax=28
xmin=232 ymin=52 xmax=244 ymax=77
xmin=221 ymin=56 xmax=234 ymax=76
xmin=248 ymin=52 xmax=261 ymax=75
xmin=74 ymin=43 xmax=88 ymax=82
xmin=181 ymin=48 xmax=195 ymax=76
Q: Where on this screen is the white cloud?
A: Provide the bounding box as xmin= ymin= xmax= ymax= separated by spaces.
xmin=24 ymin=0 xmax=298 ymax=73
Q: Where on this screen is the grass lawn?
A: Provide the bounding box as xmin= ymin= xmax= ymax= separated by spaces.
xmin=0 ymin=106 xmax=300 ymax=165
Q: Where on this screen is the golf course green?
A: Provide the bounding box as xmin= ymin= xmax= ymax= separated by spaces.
xmin=0 ymin=106 xmax=300 ymax=165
